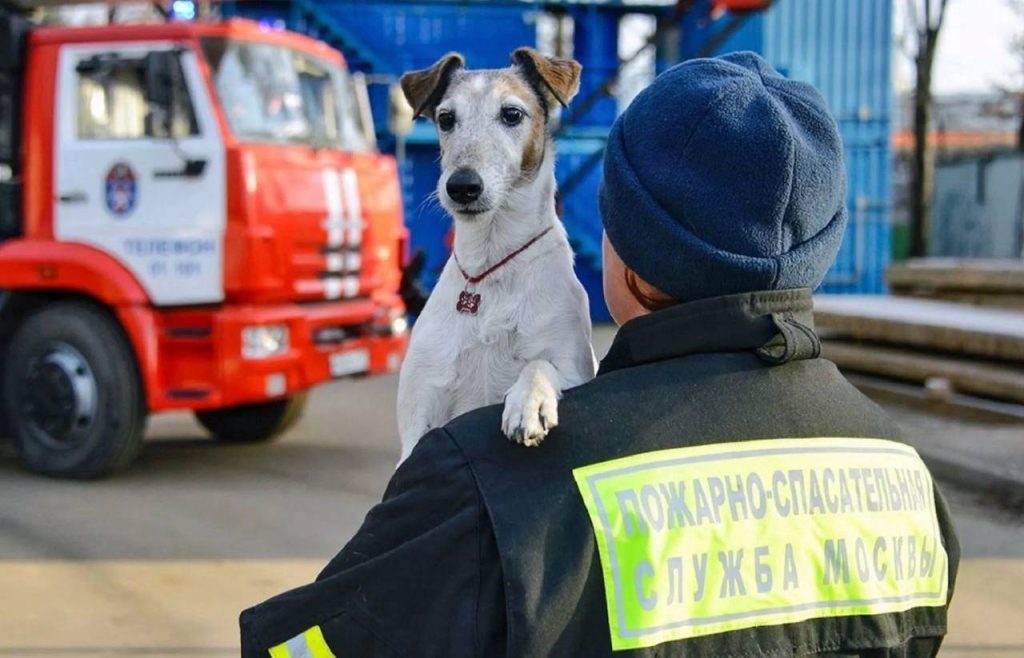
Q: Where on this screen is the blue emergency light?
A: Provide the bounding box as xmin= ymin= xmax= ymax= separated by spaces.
xmin=171 ymin=0 xmax=197 ymax=20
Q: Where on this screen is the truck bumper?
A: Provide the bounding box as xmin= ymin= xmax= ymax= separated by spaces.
xmin=136 ymin=295 xmax=408 ymax=412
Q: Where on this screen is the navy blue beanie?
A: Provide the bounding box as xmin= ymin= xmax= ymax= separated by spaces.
xmin=600 ymin=51 xmax=847 ymax=301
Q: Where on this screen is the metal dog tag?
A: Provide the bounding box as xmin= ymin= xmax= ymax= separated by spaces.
xmin=456 ymin=290 xmax=481 ymax=314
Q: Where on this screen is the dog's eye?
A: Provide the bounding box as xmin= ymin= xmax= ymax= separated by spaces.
xmin=500 ymin=107 xmax=524 ymax=127
xmin=437 ymin=111 xmax=456 ymax=132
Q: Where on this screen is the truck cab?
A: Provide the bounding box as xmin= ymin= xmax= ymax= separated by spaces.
xmin=0 ymin=12 xmax=408 ymax=477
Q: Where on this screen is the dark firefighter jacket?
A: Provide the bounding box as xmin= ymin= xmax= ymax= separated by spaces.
xmin=240 ymin=288 xmax=960 ymax=658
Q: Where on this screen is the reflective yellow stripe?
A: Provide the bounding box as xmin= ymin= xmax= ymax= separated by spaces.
xmin=573 ymin=437 xmax=948 ymax=651
xmin=268 ymin=624 xmax=336 ymax=658
xmin=303 ymin=624 xmax=337 ymax=658
xmin=268 ymin=644 xmax=291 ymax=658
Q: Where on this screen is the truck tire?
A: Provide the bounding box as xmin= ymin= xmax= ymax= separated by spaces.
xmin=195 ymin=394 xmax=307 ymax=443
xmin=1 ymin=302 xmax=146 ymax=478
xmin=0 ymin=291 xmax=12 ymax=439
xmin=0 ymin=357 xmax=8 ymax=440
xmin=0 ymin=347 xmax=8 ymax=440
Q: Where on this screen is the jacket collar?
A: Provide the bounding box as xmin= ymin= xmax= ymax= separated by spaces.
xmin=598 ymin=288 xmax=821 ymax=376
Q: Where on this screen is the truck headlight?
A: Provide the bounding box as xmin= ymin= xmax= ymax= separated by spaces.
xmin=242 ymin=325 xmax=289 ymax=359
xmin=391 ymin=312 xmax=408 ymax=336
xmin=370 ymin=306 xmax=408 ymax=337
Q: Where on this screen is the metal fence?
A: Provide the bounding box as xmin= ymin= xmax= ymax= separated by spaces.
xmin=931 ymin=152 xmax=1024 ymax=259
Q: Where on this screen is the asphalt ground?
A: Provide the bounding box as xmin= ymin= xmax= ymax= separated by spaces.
xmin=0 ymin=325 xmax=1022 ymax=657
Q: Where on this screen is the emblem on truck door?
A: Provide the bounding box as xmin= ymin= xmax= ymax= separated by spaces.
xmin=104 ymin=162 xmax=137 ymax=217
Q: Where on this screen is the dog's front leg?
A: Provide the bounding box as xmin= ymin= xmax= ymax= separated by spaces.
xmin=397 ymin=359 xmax=451 ymax=464
xmin=502 ymin=360 xmax=561 ymax=447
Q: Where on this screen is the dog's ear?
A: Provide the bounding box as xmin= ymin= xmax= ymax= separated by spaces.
xmin=400 ymin=53 xmax=466 ymax=119
xmin=511 ymin=47 xmax=582 ymax=109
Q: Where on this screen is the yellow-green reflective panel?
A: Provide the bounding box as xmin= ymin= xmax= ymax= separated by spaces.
xmin=573 ymin=438 xmax=948 ymax=651
xmin=268 ymin=624 xmax=337 ymax=658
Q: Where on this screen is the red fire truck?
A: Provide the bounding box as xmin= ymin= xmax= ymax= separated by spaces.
xmin=0 ymin=10 xmax=409 ymax=478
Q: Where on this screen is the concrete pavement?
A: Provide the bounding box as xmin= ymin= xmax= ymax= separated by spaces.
xmin=0 ymin=559 xmax=321 ymax=656
xmin=848 ymin=374 xmax=1024 ymax=503
xmin=936 ymin=477 xmax=1024 ymax=657
xmin=0 ymin=325 xmax=1022 ymax=656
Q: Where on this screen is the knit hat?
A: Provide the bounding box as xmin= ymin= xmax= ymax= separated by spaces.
xmin=599 ymin=51 xmax=847 ymax=302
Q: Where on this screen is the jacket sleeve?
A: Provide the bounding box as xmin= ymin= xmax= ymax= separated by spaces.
xmin=239 ymin=428 xmax=504 ymax=658
xmin=933 ymin=481 xmax=961 ymax=603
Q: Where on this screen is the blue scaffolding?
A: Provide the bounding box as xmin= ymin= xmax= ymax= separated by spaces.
xmin=223 ymin=0 xmax=894 ymax=320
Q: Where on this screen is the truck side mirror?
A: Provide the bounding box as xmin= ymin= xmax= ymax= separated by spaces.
xmin=143 ymin=51 xmax=178 ymax=137
xmin=351 ymin=72 xmax=378 ymax=149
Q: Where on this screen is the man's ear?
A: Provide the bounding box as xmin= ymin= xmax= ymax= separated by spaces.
xmin=511 ymin=47 xmax=582 ymax=109
xmin=400 ymin=53 xmax=465 ymax=119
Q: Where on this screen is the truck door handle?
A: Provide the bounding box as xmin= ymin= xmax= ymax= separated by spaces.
xmin=154 ymin=158 xmax=207 ymax=179
xmin=57 ymin=191 xmax=88 ymax=204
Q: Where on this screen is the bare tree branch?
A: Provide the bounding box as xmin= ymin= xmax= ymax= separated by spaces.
xmin=906 ymin=0 xmax=954 ymax=258
xmin=934 ymin=0 xmax=951 ymax=36
xmin=905 ymin=0 xmax=922 ymax=39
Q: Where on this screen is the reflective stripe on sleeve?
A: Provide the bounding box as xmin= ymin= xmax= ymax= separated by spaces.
xmin=268 ymin=624 xmax=337 ymax=658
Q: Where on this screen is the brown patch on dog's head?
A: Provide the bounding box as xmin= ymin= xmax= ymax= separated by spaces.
xmin=490 ymin=70 xmax=548 ymax=180
xmin=510 ymin=47 xmax=582 ymax=111
xmin=518 ymin=117 xmax=546 ymax=181
xmin=508 ymin=48 xmax=581 ymax=180
xmin=400 ymin=52 xmax=465 ymax=119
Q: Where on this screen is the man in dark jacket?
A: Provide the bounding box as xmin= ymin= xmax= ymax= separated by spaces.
xmin=240 ymin=52 xmax=958 ymax=657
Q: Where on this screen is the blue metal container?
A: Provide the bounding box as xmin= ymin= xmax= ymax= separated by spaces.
xmin=557 ymin=135 xmax=612 ymax=319
xmin=569 ymin=6 xmax=620 ymax=129
xmin=676 ymin=0 xmax=894 ymax=294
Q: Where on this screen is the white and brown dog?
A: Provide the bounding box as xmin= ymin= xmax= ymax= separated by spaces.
xmin=395 ymin=48 xmax=596 ymax=463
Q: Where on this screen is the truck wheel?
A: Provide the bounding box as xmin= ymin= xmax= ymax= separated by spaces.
xmin=195 ymin=394 xmax=307 ymax=443
xmin=0 ymin=349 xmax=8 ymax=440
xmin=2 ymin=302 xmax=146 ymax=478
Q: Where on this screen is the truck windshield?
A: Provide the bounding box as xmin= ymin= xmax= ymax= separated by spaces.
xmin=201 ymin=37 xmax=371 ymax=151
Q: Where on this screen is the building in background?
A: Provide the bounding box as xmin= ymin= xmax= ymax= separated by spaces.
xmin=892 ymin=92 xmax=1023 ymax=259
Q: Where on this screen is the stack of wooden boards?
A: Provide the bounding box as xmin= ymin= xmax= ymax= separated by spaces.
xmin=887 ymin=258 xmax=1024 ymax=310
xmin=814 ymin=259 xmax=1024 ymax=405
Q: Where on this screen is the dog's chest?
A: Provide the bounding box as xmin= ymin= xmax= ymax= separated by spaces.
xmin=449 ymin=325 xmax=520 ymax=414
xmin=408 ymin=248 xmax=569 ymax=415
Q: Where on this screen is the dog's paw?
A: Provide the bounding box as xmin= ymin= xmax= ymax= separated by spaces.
xmin=502 ymin=370 xmax=559 ymax=447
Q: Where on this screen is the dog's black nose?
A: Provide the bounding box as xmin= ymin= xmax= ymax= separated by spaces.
xmin=446 ymin=168 xmax=484 ymax=205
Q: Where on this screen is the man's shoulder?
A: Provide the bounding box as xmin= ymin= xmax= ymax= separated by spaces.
xmin=441 ymin=352 xmax=904 ymax=469
xmin=439 ymin=369 xmax=623 ymax=461
xmin=441 ymin=404 xmax=504 ymax=452
xmin=392 ymin=425 xmax=479 ymax=498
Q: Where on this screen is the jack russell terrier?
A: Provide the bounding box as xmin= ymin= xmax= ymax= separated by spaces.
xmin=396 ymin=48 xmax=596 ymax=463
